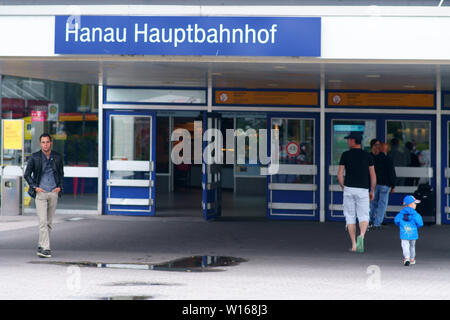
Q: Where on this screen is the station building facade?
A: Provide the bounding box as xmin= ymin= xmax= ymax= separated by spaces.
xmin=1 ymin=3 xmax=450 ymax=224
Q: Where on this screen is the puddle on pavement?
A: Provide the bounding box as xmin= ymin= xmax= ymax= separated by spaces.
xmin=151 ymin=256 xmax=246 ymax=272
xmin=66 ymin=217 xmax=85 ymax=222
xmin=100 ymin=296 xmax=152 ymax=300
xmin=102 ymin=281 xmax=176 ymax=287
xmin=30 ymin=256 xmax=246 ymax=272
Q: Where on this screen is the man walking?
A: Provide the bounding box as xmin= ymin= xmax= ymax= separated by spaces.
xmin=338 ymin=132 xmax=376 ymax=253
xmin=369 ymin=139 xmax=396 ymax=229
xmin=24 ymin=133 xmax=64 ymax=258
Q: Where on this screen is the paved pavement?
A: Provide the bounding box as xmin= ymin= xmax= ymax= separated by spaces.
xmin=0 ymin=213 xmax=450 ymax=300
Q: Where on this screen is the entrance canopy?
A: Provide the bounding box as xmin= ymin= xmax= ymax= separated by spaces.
xmin=1 ymin=59 xmax=449 ymax=91
xmin=2 ymin=4 xmax=450 ymax=86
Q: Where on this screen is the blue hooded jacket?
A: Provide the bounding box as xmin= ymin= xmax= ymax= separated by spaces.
xmin=394 ymin=206 xmax=424 ymax=240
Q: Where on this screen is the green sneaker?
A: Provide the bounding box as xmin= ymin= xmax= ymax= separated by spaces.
xmin=356 ymin=236 xmax=364 ymax=253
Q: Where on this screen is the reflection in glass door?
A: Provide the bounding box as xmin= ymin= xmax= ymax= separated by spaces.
xmin=104 ymin=111 xmax=156 ymax=215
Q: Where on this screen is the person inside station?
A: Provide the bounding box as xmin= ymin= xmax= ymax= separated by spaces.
xmin=405 ymin=141 xmax=420 ymax=186
xmin=380 ymin=142 xmax=389 ymax=155
xmin=174 ymin=148 xmax=192 ymax=190
xmin=418 ymin=149 xmax=431 ymax=185
xmin=388 ymin=138 xmax=410 ymax=186
xmin=369 ymin=138 xmax=396 ymax=229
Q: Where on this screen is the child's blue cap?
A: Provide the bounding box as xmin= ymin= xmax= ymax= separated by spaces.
xmin=403 ymin=195 xmax=420 ymax=206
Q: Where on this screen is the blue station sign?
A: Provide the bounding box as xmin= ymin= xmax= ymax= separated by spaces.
xmin=54 ymin=16 xmax=321 ymax=57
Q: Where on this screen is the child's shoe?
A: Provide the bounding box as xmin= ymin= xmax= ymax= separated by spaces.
xmin=410 ymin=259 xmax=416 ymax=265
xmin=403 ymin=258 xmax=410 ymax=266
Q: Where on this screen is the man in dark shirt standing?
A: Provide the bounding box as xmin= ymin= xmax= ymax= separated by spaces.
xmin=24 ymin=133 xmax=64 ymax=258
xmin=337 ymin=132 xmax=376 ymax=253
xmin=369 ymin=139 xmax=396 ymax=229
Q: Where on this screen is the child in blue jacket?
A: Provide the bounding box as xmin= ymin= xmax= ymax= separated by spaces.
xmin=394 ymin=195 xmax=424 ymax=266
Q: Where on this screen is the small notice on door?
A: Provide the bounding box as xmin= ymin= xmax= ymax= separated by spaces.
xmin=286 ymin=142 xmax=300 ymax=157
xmin=3 ymin=120 xmax=24 ymax=150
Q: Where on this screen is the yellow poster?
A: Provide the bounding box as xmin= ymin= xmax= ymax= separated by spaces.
xmin=3 ymin=120 xmax=24 ymax=150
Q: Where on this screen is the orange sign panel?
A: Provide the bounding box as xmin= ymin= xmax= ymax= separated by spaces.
xmin=215 ymin=90 xmax=318 ymax=106
xmin=328 ymin=92 xmax=434 ymax=108
xmin=58 ymin=113 xmax=98 ymax=122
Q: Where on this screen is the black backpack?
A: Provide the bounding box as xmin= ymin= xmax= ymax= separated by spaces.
xmin=413 ymin=183 xmax=435 ymax=223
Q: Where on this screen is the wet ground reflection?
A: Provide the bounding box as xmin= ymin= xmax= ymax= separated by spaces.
xmin=100 ymin=296 xmax=152 ymax=300
xmin=30 ymin=256 xmax=246 ymax=272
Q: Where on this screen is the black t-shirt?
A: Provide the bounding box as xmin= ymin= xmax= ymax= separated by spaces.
xmin=372 ymin=152 xmax=396 ymax=188
xmin=339 ymin=148 xmax=374 ymax=189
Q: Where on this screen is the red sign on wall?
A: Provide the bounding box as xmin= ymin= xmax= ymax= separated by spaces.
xmin=31 ymin=110 xmax=47 ymax=122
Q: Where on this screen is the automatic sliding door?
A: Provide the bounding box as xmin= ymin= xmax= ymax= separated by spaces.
xmin=386 ymin=119 xmax=434 ymax=223
xmin=267 ymin=116 xmax=319 ymax=220
xmin=327 ymin=118 xmax=377 ymax=221
xmin=104 ymin=111 xmax=156 ymax=216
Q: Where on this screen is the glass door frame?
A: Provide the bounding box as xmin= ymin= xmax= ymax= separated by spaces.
xmin=103 ymin=109 xmax=156 ymax=216
xmin=325 ymin=113 xmax=436 ymax=222
xmin=266 ymin=112 xmax=320 ymax=221
xmin=202 ymin=112 xmax=222 ymax=220
xmin=441 ymin=115 xmax=450 ymax=224
xmin=325 ymin=113 xmax=382 ymax=222
xmin=384 ymin=116 xmax=436 ymax=222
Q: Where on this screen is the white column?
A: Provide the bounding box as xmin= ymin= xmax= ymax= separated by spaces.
xmin=207 ymin=71 xmax=213 ymax=113
xmin=320 ymin=66 xmax=326 ymax=223
xmin=97 ymin=84 xmax=103 ymax=215
xmin=436 ymin=65 xmax=442 ymax=225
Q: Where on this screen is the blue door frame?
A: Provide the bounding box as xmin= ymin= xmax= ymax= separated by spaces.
xmin=266 ymin=112 xmax=321 ymax=221
xmin=441 ymin=115 xmax=450 ymax=224
xmin=202 ymin=112 xmax=222 ymax=220
xmin=325 ymin=113 xmax=436 ymax=222
xmin=103 ymin=109 xmax=156 ymax=216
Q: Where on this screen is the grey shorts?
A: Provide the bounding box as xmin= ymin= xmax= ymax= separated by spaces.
xmin=343 ymin=186 xmax=370 ymax=224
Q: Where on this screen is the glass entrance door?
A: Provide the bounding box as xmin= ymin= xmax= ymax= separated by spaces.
xmin=104 ymin=110 xmax=156 ymax=215
xmin=327 ymin=117 xmax=378 ymax=221
xmin=267 ymin=114 xmax=319 ymax=220
xmin=326 ymin=114 xmax=435 ymax=223
xmin=385 ymin=118 xmax=434 ymax=223
xmin=442 ymin=116 xmax=450 ymax=224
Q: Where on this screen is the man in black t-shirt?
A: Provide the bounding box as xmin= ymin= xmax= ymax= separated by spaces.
xmin=337 ymin=132 xmax=376 ymax=253
xmin=369 ymin=139 xmax=396 ymax=229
